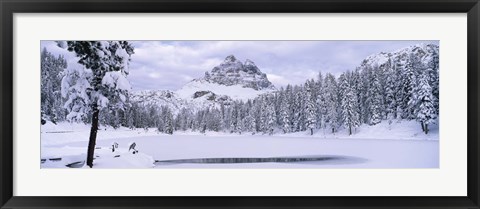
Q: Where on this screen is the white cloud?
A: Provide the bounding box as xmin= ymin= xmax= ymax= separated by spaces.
xmin=265 ymin=73 xmax=290 ymax=88
xmin=148 ymin=72 xmax=162 ymax=79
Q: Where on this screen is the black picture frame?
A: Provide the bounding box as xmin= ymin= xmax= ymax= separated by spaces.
xmin=1 ymin=0 xmax=479 ymax=208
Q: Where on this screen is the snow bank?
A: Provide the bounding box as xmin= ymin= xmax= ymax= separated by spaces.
xmin=281 ymin=120 xmax=438 ymax=141
xmin=42 ymin=144 xmax=155 ymax=168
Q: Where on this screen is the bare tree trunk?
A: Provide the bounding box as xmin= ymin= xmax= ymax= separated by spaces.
xmin=425 ymin=124 xmax=429 ymax=134
xmin=349 ymin=125 xmax=352 ymax=135
xmin=86 ymin=103 xmax=99 ymax=168
xmin=310 ymin=128 xmax=313 ymax=135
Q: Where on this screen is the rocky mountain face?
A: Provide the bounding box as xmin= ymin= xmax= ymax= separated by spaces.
xmin=199 ymin=55 xmax=275 ymax=90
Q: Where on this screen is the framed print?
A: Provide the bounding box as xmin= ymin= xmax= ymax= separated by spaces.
xmin=1 ymin=0 xmax=479 ymax=209
xmin=39 ymin=40 xmax=440 ymax=169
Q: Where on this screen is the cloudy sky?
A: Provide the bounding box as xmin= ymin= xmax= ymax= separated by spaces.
xmin=42 ymin=40 xmax=438 ymax=91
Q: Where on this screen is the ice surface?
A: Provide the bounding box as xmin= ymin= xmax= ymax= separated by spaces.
xmin=41 ymin=120 xmax=438 ymax=169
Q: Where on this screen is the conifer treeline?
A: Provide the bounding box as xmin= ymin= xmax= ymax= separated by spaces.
xmin=40 ymin=48 xmax=67 ymax=124
xmin=124 ymin=52 xmax=439 ymax=135
xmin=41 ymin=48 xmax=439 ymax=135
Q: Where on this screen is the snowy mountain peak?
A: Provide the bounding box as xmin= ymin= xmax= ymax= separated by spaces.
xmin=202 ymin=55 xmax=275 ymax=91
xmin=244 ymin=59 xmax=255 ymax=66
xmin=224 ymin=55 xmax=238 ymax=63
xmin=173 ymin=55 xmax=276 ymax=104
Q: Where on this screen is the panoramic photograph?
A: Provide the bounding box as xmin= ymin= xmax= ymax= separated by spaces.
xmin=40 ymin=40 xmax=439 ymax=168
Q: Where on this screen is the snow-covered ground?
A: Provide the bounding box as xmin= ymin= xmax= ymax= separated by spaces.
xmin=41 ymin=120 xmax=439 ymax=169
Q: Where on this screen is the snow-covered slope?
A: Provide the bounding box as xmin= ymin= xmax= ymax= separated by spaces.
xmin=129 ymin=90 xmax=195 ymax=114
xmin=130 ymin=89 xmax=229 ymax=113
xmin=176 ymin=79 xmax=274 ymax=101
xmin=360 ymin=43 xmax=439 ymax=70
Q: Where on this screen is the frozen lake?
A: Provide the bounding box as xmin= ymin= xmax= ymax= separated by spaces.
xmin=41 ymin=133 xmax=439 ymax=169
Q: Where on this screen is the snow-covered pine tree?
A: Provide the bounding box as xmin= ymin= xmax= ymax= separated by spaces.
xmin=204 ymin=108 xmax=221 ymax=132
xmin=148 ymin=106 xmax=159 ymax=128
xmin=340 ymin=73 xmax=360 ymax=135
xmin=220 ymin=102 xmax=226 ymax=130
xmin=164 ymin=107 xmax=174 ymax=134
xmin=173 ymin=113 xmax=181 ymax=131
xmin=291 ymin=85 xmax=305 ymax=132
xmin=236 ymin=107 xmax=244 ymax=134
xmin=315 ymin=72 xmax=325 ymax=129
xmin=324 ymin=73 xmax=340 ymax=133
xmin=280 ymin=88 xmax=291 ymax=134
xmin=359 ymin=66 xmax=373 ymax=124
xmin=283 ymin=84 xmax=294 ymax=132
xmin=316 ymin=74 xmax=328 ymax=134
xmin=198 ymin=109 xmax=207 ymax=133
xmin=287 ymin=86 xmax=296 ymax=132
xmin=338 ymin=73 xmax=347 ymax=111
xmin=351 ymin=69 xmax=363 ymax=125
xmin=177 ymin=108 xmax=190 ymax=131
xmin=110 ymin=109 xmax=122 ymax=129
xmin=243 ymin=103 xmax=256 ymax=134
xmin=265 ymin=96 xmax=276 ymax=135
xmin=59 ymin=41 xmax=134 ymax=168
xmin=41 ymin=48 xmax=67 ymax=124
xmin=130 ymin=102 xmax=140 ymax=128
xmin=414 ymin=72 xmax=437 ymax=134
xmin=425 ymin=66 xmax=439 ymax=115
xmin=369 ymin=65 xmax=384 ymax=125
xmin=274 ymin=90 xmax=283 ymax=127
xmin=393 ymin=59 xmax=406 ymax=120
xmin=229 ymin=102 xmax=239 ymax=133
xmin=305 ymin=79 xmax=317 ymax=135
xmin=125 ymin=108 xmax=135 ymax=129
xmin=138 ymin=104 xmax=149 ymax=129
xmin=401 ymin=53 xmax=418 ymax=119
xmin=192 ymin=109 xmax=201 ymax=132
xmin=174 ymin=110 xmax=183 ymax=131
xmin=427 ymin=48 xmax=440 ymax=112
xmin=222 ymin=105 xmax=231 ymax=132
xmin=252 ymin=99 xmax=262 ymax=133
xmin=214 ymin=108 xmax=223 ymax=132
xmin=384 ymin=59 xmax=398 ymax=125
xmin=297 ymin=86 xmax=307 ymax=131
